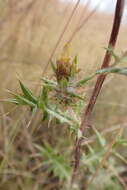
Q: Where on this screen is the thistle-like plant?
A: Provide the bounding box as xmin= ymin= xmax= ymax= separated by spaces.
xmin=7 ymin=44 xmax=86 ymax=135
xmin=5 ymin=45 xmax=127 ymax=184
xmin=6 ymin=46 xmax=127 ymax=137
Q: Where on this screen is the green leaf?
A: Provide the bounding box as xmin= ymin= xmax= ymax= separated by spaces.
xmin=8 ymin=90 xmax=36 ymax=107
xmin=76 ymin=74 xmax=96 ymax=87
xmin=105 ymin=47 xmax=120 ymax=62
xmin=38 ymin=86 xmax=49 ymax=109
xmin=41 ymin=78 xmax=57 ymax=86
xmin=4 ymin=98 xmax=20 ymax=105
xmin=45 ymin=107 xmax=73 ymax=125
xmin=93 ymin=127 xmax=106 ymax=147
xmin=19 ymin=80 xmax=37 ymax=104
xmin=35 ymin=143 xmax=71 ymax=180
xmin=113 ymin=138 xmax=127 ymax=148
xmin=42 ymin=110 xmax=49 ymax=121
xmin=68 ymin=91 xmax=84 ymax=100
xmin=73 ymin=55 xmax=78 ymax=65
xmin=96 ymin=67 xmax=127 ymax=76
xmin=50 ymin=60 xmax=57 ymax=73
xmin=59 ymin=78 xmax=68 ymax=88
xmin=31 ymin=105 xmax=37 ymax=116
xmin=70 ymin=55 xmax=78 ymax=77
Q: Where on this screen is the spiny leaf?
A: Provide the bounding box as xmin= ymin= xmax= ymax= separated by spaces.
xmin=38 ymin=86 xmax=49 ymax=109
xmin=4 ymin=98 xmax=20 ymax=105
xmin=45 ymin=107 xmax=73 ymax=125
xmin=19 ymin=80 xmax=37 ymax=103
xmin=96 ymin=67 xmax=127 ymax=76
xmin=8 ymin=90 xmax=36 ymax=107
xmin=76 ymin=74 xmax=96 ymax=87
xmin=68 ymin=91 xmax=84 ymax=100
xmin=93 ymin=127 xmax=106 ymax=147
xmin=35 ymin=143 xmax=71 ymax=180
xmin=41 ymin=78 xmax=57 ymax=86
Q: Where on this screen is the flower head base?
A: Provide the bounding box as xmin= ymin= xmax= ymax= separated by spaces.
xmin=56 ymin=57 xmax=71 ymax=82
xmin=55 ymin=44 xmax=80 ymax=85
xmin=49 ymin=44 xmax=82 ymax=105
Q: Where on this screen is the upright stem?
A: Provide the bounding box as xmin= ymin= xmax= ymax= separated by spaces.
xmin=72 ymin=0 xmax=125 ymax=184
xmin=81 ymin=0 xmax=125 ymax=132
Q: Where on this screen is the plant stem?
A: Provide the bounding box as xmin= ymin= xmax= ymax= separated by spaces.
xmin=71 ymin=0 xmax=125 ymax=185
xmin=81 ymin=0 xmax=125 ymax=132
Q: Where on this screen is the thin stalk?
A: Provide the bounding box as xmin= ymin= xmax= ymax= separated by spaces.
xmin=68 ymin=0 xmax=100 ymax=44
xmin=81 ymin=0 xmax=125 ymax=131
xmin=42 ymin=0 xmax=81 ymax=76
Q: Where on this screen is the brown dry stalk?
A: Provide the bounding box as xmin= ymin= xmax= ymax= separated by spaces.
xmin=68 ymin=0 xmax=100 ymax=44
xmin=81 ymin=0 xmax=125 ymax=132
xmin=71 ymin=0 xmax=125 ymax=184
xmin=42 ymin=0 xmax=81 ymax=76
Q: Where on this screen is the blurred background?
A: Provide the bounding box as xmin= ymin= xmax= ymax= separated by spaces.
xmin=0 ymin=0 xmax=127 ymax=189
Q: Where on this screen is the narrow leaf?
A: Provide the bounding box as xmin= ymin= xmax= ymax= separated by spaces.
xmin=4 ymin=98 xmax=20 ymax=105
xmin=68 ymin=91 xmax=84 ymax=100
xmin=96 ymin=67 xmax=127 ymax=76
xmin=8 ymin=90 xmax=36 ymax=107
xmin=41 ymin=78 xmax=57 ymax=86
xmin=50 ymin=60 xmax=57 ymax=73
xmin=19 ymin=80 xmax=37 ymax=103
xmin=35 ymin=143 xmax=71 ymax=180
xmin=93 ymin=127 xmax=106 ymax=147
xmin=45 ymin=107 xmax=72 ymax=124
xmin=76 ymin=74 xmax=96 ymax=87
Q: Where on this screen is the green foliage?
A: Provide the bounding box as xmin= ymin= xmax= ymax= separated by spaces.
xmin=19 ymin=80 xmax=37 ymax=104
xmin=82 ymin=128 xmax=125 ymax=190
xmin=5 ymin=49 xmax=127 ymax=189
xmin=96 ymin=67 xmax=127 ymax=76
xmin=113 ymin=137 xmax=127 ymax=148
xmin=7 ymin=90 xmax=36 ymax=107
xmin=76 ymin=73 xmax=96 ymax=87
xmin=35 ymin=143 xmax=72 ymax=181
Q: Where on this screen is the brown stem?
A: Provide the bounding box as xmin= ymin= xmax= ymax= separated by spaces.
xmin=81 ymin=0 xmax=125 ymax=132
xmin=71 ymin=0 xmax=125 ymax=185
xmin=68 ymin=1 xmax=100 ymax=44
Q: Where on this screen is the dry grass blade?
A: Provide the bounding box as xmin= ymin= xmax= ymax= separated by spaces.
xmin=68 ymin=0 xmax=101 ymax=44
xmin=42 ymin=0 xmax=81 ymax=76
